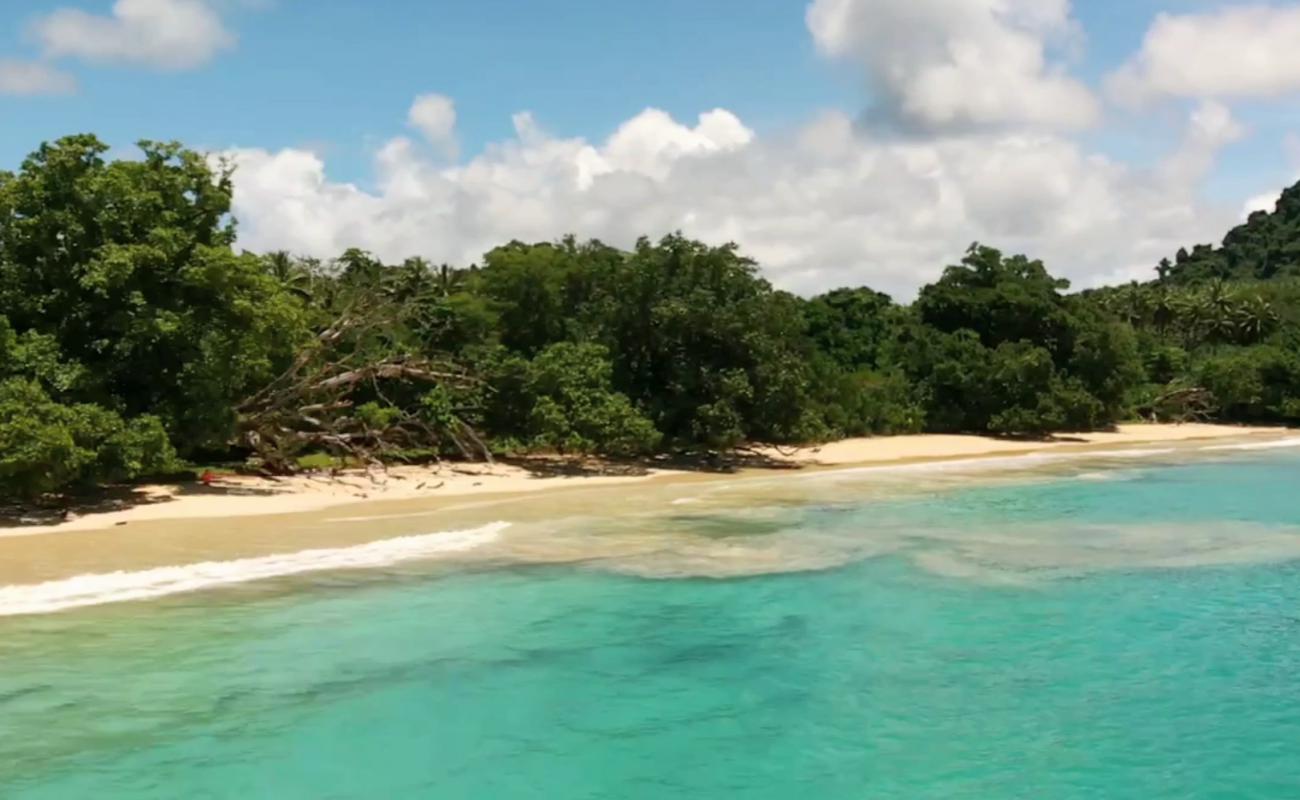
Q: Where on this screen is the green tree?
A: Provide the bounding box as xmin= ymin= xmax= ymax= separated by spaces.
xmin=915 ymin=244 xmax=1073 ymax=354
xmin=1066 ymin=314 xmax=1144 ymax=418
xmin=523 ymin=342 xmax=660 ymax=456
xmin=903 ymin=247 xmax=1129 ymax=434
xmin=0 ymin=135 xmax=308 ymax=454
xmin=0 ymin=379 xmax=175 ymax=499
xmin=803 ymin=287 xmax=896 ymax=371
xmin=264 ymin=251 xmax=313 ymax=301
xmin=1197 ymin=347 xmax=1300 ymax=422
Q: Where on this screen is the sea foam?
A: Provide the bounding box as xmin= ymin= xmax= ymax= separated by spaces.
xmin=796 ymin=446 xmax=1179 ymax=483
xmin=1202 ymin=436 xmax=1300 ymax=452
xmin=0 ymin=522 xmax=509 ymax=617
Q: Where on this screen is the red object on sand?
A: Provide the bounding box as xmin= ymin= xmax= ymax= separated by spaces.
xmin=200 ymin=470 xmax=216 ymax=486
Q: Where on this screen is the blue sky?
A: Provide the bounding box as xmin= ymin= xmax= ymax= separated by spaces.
xmin=1 ymin=0 xmax=1289 ymax=190
xmin=1 ymin=0 xmax=851 ymax=180
xmin=2 ymin=0 xmax=1299 ymax=295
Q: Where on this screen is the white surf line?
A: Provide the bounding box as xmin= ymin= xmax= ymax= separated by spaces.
xmin=1202 ymin=436 xmax=1300 ymax=452
xmin=788 ymin=446 xmax=1187 ymax=483
xmin=1091 ymin=448 xmax=1177 ymax=458
xmin=326 ymin=494 xmax=548 ymax=523
xmin=0 ymin=522 xmax=510 ymax=618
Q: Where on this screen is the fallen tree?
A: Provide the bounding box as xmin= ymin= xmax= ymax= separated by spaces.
xmin=1140 ymin=386 xmax=1218 ymax=423
xmin=235 ymin=300 xmax=490 ymax=472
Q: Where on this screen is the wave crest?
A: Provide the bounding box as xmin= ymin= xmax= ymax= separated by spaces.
xmin=1202 ymin=437 xmax=1300 ymax=452
xmin=0 ymin=522 xmax=509 ymax=617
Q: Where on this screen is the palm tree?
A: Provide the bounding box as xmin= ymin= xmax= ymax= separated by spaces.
xmin=264 ymin=251 xmax=313 ymax=301
xmin=1172 ymin=290 xmax=1209 ymax=345
xmin=387 ymin=257 xmax=437 ymax=301
xmin=1234 ymin=294 xmax=1279 ymax=344
xmin=1199 ymin=280 xmax=1239 ymax=344
xmin=1102 ymin=284 xmax=1147 ymax=326
xmin=1149 ymin=286 xmax=1177 ymax=333
xmin=337 ymin=248 xmax=384 ymax=286
xmin=434 ymin=263 xmax=464 ymax=296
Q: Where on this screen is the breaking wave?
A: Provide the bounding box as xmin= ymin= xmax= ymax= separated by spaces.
xmin=803 ymin=447 xmax=1181 ymax=481
xmin=1202 ymin=436 xmax=1300 ymax=452
xmin=0 ymin=522 xmax=509 ymax=617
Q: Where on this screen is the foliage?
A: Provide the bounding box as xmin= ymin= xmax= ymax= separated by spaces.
xmin=915 ymin=245 xmax=1074 ymax=354
xmin=813 ymin=365 xmax=924 ymax=437
xmin=522 ymin=343 xmax=660 ymax=456
xmin=475 ymin=234 xmax=821 ymax=446
xmin=1194 ymin=347 xmax=1300 ymax=423
xmin=803 ymin=288 xmax=896 ymax=372
xmin=0 ymin=379 xmax=175 ymax=498
xmin=892 ymin=246 xmax=1143 ymax=435
xmin=1162 ymin=184 xmax=1300 ymax=283
xmin=0 ymin=135 xmax=307 ymax=456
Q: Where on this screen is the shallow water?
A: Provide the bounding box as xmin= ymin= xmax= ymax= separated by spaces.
xmin=4 ymin=448 xmax=1300 ymax=798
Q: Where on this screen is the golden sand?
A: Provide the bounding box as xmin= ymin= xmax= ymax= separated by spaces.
xmin=0 ymin=423 xmax=1290 ymax=587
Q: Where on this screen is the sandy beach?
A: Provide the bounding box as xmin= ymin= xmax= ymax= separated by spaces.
xmin=3 ymin=461 xmax=681 ymax=537
xmin=3 ymin=422 xmax=1290 ymax=538
xmin=749 ymin=423 xmax=1295 ymax=466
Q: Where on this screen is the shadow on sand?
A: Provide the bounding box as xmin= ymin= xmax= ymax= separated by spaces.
xmin=503 ymin=448 xmax=806 ymax=479
xmin=0 ymin=481 xmax=286 ymax=530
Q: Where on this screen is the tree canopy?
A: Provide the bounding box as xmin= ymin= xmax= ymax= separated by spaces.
xmin=1162 ymin=184 xmax=1300 ymax=283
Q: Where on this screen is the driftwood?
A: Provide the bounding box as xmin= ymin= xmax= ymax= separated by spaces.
xmin=1143 ymin=386 xmax=1217 ymax=423
xmin=315 ymin=364 xmax=466 ymax=391
xmin=234 ymin=299 xmax=492 ymax=473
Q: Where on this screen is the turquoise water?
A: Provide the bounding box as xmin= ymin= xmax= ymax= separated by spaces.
xmin=5 ymin=448 xmax=1300 ymax=798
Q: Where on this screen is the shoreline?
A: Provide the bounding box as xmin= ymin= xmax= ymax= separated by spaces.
xmin=0 ymin=422 xmax=1295 ymax=599
xmin=3 ymin=423 xmax=1292 ymax=538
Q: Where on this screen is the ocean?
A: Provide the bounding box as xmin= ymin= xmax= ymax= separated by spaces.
xmin=4 ymin=441 xmax=1300 ymax=798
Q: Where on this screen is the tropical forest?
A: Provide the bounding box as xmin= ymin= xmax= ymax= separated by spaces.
xmin=3 ymin=134 xmax=1299 ymax=500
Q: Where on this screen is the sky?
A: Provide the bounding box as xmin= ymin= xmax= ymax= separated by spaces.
xmin=2 ymin=0 xmax=1300 ymax=297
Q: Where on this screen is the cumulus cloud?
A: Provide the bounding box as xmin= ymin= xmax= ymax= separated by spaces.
xmin=1109 ymin=5 xmax=1300 ymax=103
xmin=31 ymin=0 xmax=235 ymax=70
xmin=805 ymin=0 xmax=1098 ymax=132
xmin=198 ymin=2 xmax=1261 ymax=296
xmin=1159 ymin=100 xmax=1246 ymax=186
xmin=0 ymin=59 xmax=75 ymax=95
xmin=407 ymin=93 xmax=459 ymax=159
xmin=1243 ymin=190 xmax=1282 ymax=218
xmin=1240 ymin=134 xmax=1300 ymax=219
xmin=220 ymin=100 xmax=1239 ymax=299
xmin=597 ymin=108 xmax=754 ymax=181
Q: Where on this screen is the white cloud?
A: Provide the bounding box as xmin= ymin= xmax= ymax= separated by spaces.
xmin=1243 ymin=190 xmax=1281 ymax=218
xmin=1240 ymin=133 xmax=1300 ymax=219
xmin=1109 ymin=5 xmax=1300 ymax=103
xmin=1158 ymin=100 xmax=1246 ymax=186
xmin=407 ymin=93 xmax=459 ymax=159
xmin=220 ymin=99 xmax=1240 ymax=299
xmin=596 ymin=108 xmax=754 ymax=181
xmin=805 ymin=0 xmax=1098 ymax=132
xmin=31 ymin=0 xmax=235 ymax=70
xmin=0 ymin=59 xmax=75 ymax=95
